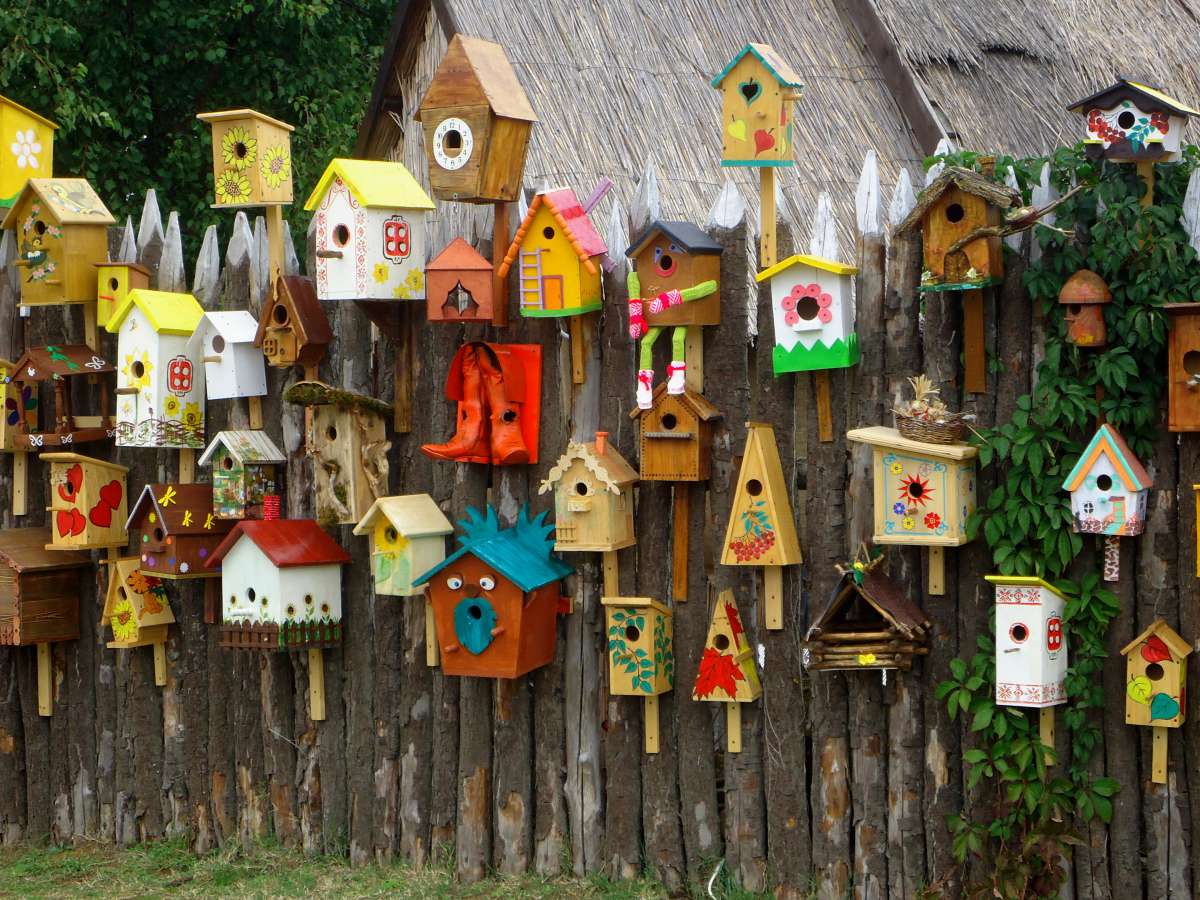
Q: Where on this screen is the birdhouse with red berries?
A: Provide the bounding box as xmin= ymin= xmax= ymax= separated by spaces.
xmin=1069 ymin=79 xmax=1196 ymax=162
xmin=987 ymin=575 xmax=1067 ymax=708
xmin=1122 ymin=618 xmax=1190 ymax=783
xmin=711 ymin=43 xmax=803 ymax=167
xmin=196 ymin=109 xmax=294 ymax=207
xmin=42 ymin=452 xmax=128 ymax=551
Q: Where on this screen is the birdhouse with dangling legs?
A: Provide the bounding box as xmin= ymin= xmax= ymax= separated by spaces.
xmin=1121 ymin=619 xmax=1190 ymax=783
xmin=1059 ymin=270 xmax=1110 ymax=348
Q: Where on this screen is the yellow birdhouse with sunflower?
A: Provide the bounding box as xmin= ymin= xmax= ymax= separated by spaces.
xmin=196 ymin=109 xmax=294 ymax=207
xmin=711 ymin=43 xmax=803 ymax=167
xmin=103 ymin=557 xmax=175 ymax=649
xmin=353 ymin=494 xmax=453 ymax=597
xmin=0 ymin=95 xmax=56 ymax=208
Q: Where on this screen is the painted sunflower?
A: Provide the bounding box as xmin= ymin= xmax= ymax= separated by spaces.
xmin=163 ymin=396 xmax=182 ymax=419
xmin=122 ymin=351 xmax=153 ymax=390
xmin=889 ymin=461 xmax=903 ymax=475
xmin=182 ymin=402 xmax=202 ymax=428
xmin=372 ymin=262 xmax=390 ymax=284
xmin=260 ymin=145 xmax=291 ymax=188
xmin=111 ymin=596 xmax=138 ymax=643
xmin=215 ymin=168 xmax=252 ymax=205
xmin=221 ymin=127 xmax=257 ymax=171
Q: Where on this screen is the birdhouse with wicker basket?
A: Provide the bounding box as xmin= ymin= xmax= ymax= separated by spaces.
xmin=196 ymin=109 xmax=294 ymax=207
xmin=1122 ymin=619 xmax=1191 ymax=783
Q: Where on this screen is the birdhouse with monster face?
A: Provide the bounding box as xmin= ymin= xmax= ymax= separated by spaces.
xmin=0 ymin=95 xmax=55 ymax=208
xmin=42 ymin=453 xmax=128 ymax=551
xmin=1059 ymin=270 xmax=1110 ymax=348
xmin=625 ymin=221 xmax=722 ymax=327
xmin=353 ymin=495 xmax=453 ymax=598
xmin=986 ymin=575 xmax=1067 ymax=708
xmin=196 ymin=109 xmax=294 ymax=207
xmin=1063 ymin=424 xmax=1151 ymax=537
xmin=538 ymin=432 xmax=638 ymax=553
xmin=1069 ymin=79 xmax=1197 ymax=162
xmin=95 ymin=262 xmax=150 ymax=331
xmin=255 ymin=275 xmax=332 ymax=370
xmin=711 ymin=43 xmax=803 ymax=167
xmin=413 ymin=506 xmax=573 ymax=679
xmin=426 ymin=237 xmax=494 ymax=323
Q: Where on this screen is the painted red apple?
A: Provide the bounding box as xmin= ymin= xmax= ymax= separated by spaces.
xmin=754 ymin=129 xmax=776 ymax=155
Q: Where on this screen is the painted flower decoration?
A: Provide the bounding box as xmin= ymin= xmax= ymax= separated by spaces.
xmin=780 ymin=295 xmax=796 ymax=312
xmin=111 ymin=596 xmax=138 ymax=643
xmin=924 ymin=512 xmax=941 ymax=530
xmin=889 ymin=462 xmax=903 ymax=475
xmin=372 ymin=262 xmax=390 ymax=284
xmin=817 ymin=308 xmax=833 ymax=324
xmin=10 ymin=129 xmax=41 ymax=170
xmin=122 ymin=352 xmax=153 ymax=390
xmin=898 ymin=473 xmax=933 ymax=508
xmin=127 ymin=571 xmax=152 ymax=595
xmin=182 ymin=402 xmax=202 ymax=428
xmin=163 ymin=396 xmax=181 ymax=419
xmin=221 ymin=127 xmax=257 ymax=171
xmin=784 ymin=310 xmax=799 ymax=326
xmin=902 ymin=516 xmax=915 ymax=531
xmin=892 ymin=501 xmax=906 ymax=515
xmin=260 ymin=145 xmax=291 ymax=189
xmin=215 ymin=169 xmax=252 ymax=205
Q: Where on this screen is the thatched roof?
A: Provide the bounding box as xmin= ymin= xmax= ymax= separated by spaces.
xmin=895 ymin=166 xmax=1020 ymax=235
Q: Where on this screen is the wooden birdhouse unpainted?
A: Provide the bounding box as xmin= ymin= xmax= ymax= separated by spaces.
xmin=198 ymin=430 xmax=286 ymax=520
xmin=626 ymin=220 xmax=723 ymax=327
xmin=125 ymin=483 xmax=235 ymax=580
xmin=0 ymin=95 xmax=56 ymax=209
xmin=630 ymin=385 xmax=721 ymax=482
xmin=1062 ymin=424 xmax=1151 ymax=537
xmin=1068 ymin=79 xmax=1197 ymax=162
xmin=42 ymin=452 xmax=128 ymax=551
xmin=0 ymin=527 xmax=89 ymax=646
xmin=102 ymin=557 xmax=175 ymax=648
xmin=415 ymin=34 xmax=537 ymax=203
xmin=756 ymin=253 xmax=859 ymax=374
xmin=721 ymin=422 xmax=801 ymax=566
xmin=692 ymin=591 xmax=759 ymax=702
xmin=1122 ymin=619 xmax=1190 ymax=728
xmin=1166 ymin=303 xmax=1200 ymax=431
xmin=603 ymin=595 xmax=674 ymax=696
xmin=95 ymin=262 xmax=150 ymax=331
xmin=8 ymin=345 xmax=115 ymax=449
xmin=187 ymin=311 xmax=268 ymax=400
xmin=1059 ymin=270 xmax=1110 ymax=349
xmin=196 ymin=109 xmax=294 ymax=207
xmin=255 ymin=275 xmax=332 ymax=370
xmin=711 ymin=43 xmax=803 ymax=168
xmin=1 ymin=178 xmax=115 ymax=307
xmin=986 ymin=575 xmax=1067 ymax=708
xmin=538 ymin=432 xmax=638 ymax=553
xmin=426 ymin=237 xmax=494 ymax=323
xmin=352 ymin=495 xmax=453 ymax=598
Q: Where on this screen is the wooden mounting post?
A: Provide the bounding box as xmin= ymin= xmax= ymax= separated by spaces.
xmin=726 ymin=702 xmax=742 ymax=753
xmin=266 ymin=205 xmax=285 ymax=282
xmin=83 ymin=300 xmax=99 ymax=352
xmin=203 ymin=577 xmax=219 ymax=626
xmin=1152 ymin=725 xmax=1168 ymax=784
xmin=928 ymin=546 xmax=945 ymax=596
xmin=12 ymin=450 xmax=26 ymax=516
xmin=759 ymin=168 xmax=777 ymax=267
xmin=1137 ymin=161 xmax=1156 ymax=209
xmin=684 ymin=327 xmax=704 ymax=393
xmin=814 ymin=371 xmax=833 ymax=442
xmin=303 ymin=365 xmax=318 ymax=453
xmin=602 ymin=550 xmax=619 ymax=597
xmin=1039 ymin=707 xmax=1054 ymax=768
xmin=492 ymin=202 xmax=509 ymax=327
xmin=672 ymin=486 xmax=689 ymax=601
xmin=569 ymin=315 xmax=586 ymax=385
xmin=247 ymin=396 xmax=264 ymax=430
xmin=1103 ymin=535 xmax=1120 ymax=582
xmin=963 ymin=289 xmax=986 ymax=394
xmin=308 ymin=648 xmax=326 ymax=721
xmin=764 ymin=565 xmax=784 ymax=630
xmin=644 ymin=694 xmax=660 ymax=754
xmin=394 ymin=313 xmax=413 ymax=433
xmin=425 ymin=596 xmax=439 ymax=668
xmin=37 ymin=643 xmax=52 ymax=717
xmin=178 ymin=449 xmax=195 ymax=484
xmin=153 ymin=641 xmax=167 ymax=687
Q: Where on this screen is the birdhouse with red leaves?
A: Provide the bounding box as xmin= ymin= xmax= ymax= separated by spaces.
xmin=1059 ymin=270 xmax=1110 ymax=348
xmin=693 ymin=592 xmax=759 ymax=703
xmin=711 ymin=43 xmax=803 ymax=167
xmin=987 ymin=575 xmax=1067 ymax=708
xmin=42 ymin=453 xmax=128 ymax=551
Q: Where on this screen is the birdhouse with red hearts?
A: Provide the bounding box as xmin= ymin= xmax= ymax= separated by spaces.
xmin=711 ymin=43 xmax=803 ymax=167
xmin=986 ymin=575 xmax=1067 ymax=709
xmin=42 ymin=452 xmax=128 ymax=551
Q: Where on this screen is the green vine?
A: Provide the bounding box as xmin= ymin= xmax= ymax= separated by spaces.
xmin=928 ymin=144 xmax=1200 ymax=896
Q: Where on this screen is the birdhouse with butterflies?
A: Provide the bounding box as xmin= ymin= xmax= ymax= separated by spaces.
xmin=1122 ymin=619 xmax=1191 ymax=783
xmin=0 ymin=95 xmax=56 ymax=209
xmin=986 ymin=575 xmax=1067 ymax=708
xmin=42 ymin=453 xmax=128 ymax=551
xmin=538 ymin=432 xmax=638 ymax=553
xmin=196 ymin=109 xmax=294 ymax=207
xmin=125 ymin=483 xmax=235 ymax=580
xmin=198 ymin=430 xmax=286 ymax=520
xmin=352 ymin=494 xmax=453 ymax=598
xmin=630 ymin=386 xmax=721 ymax=482
xmin=711 ymin=43 xmax=802 ymax=167
xmin=256 ymin=275 xmax=332 ymax=370
xmin=1069 ymin=79 xmax=1196 ymax=162
xmin=102 ymin=557 xmax=175 ymax=682
xmin=426 ymin=237 xmax=494 ymax=323
xmin=95 ymin=262 xmax=150 ymax=330
xmin=692 ymin=590 xmax=760 ymax=752
xmin=6 ymin=345 xmax=114 ymax=449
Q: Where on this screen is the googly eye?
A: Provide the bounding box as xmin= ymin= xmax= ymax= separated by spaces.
xmin=669 ymin=243 xmax=682 ymax=253
xmin=447 ymin=575 xmax=463 ymax=590
xmin=479 ymin=575 xmax=496 ymax=591
xmin=653 ymin=246 xmax=663 ymax=259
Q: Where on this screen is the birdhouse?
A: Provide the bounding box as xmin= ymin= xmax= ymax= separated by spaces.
xmin=102 ymin=557 xmax=175 ymax=648
xmin=1062 ymin=424 xmax=1151 ymax=537
xmin=986 ymin=575 xmax=1067 ymax=707
xmin=413 ymin=506 xmax=574 ymax=679
xmin=426 ymin=237 xmax=494 ymax=323
xmin=625 ymin=221 xmax=723 ymax=327
xmin=42 ymin=452 xmax=128 ymax=551
xmin=206 ymin=519 xmax=349 ymax=651
xmin=0 ymin=356 xmax=36 ymax=451
xmin=195 ymin=109 xmax=294 ymax=207
xmin=1165 ymin=303 xmax=1200 ymax=431
xmin=1123 ymin=619 xmax=1189 ymax=727
xmin=187 ymin=311 xmax=267 ymax=400
xmin=804 ymin=553 xmax=930 ymax=671
xmin=630 ymin=386 xmax=721 ymax=482
xmin=353 ymin=495 xmax=453 ymax=597
xmin=415 ymin=34 xmax=537 ymax=203
xmin=198 ymin=430 xmax=286 ymax=520
xmin=0 ymin=95 xmax=56 ymax=208
xmin=602 ymin=595 xmax=674 ymax=694
xmin=7 ymin=345 xmax=114 ymax=448
xmin=95 ymin=262 xmax=150 ymax=331
xmin=1 ymin=178 xmax=115 ymax=307
xmin=756 ymin=254 xmax=858 ymax=373
xmin=283 ymin=381 xmax=392 ymax=527
xmin=0 ymin=527 xmax=89 ymax=646
xmin=692 ymin=592 xmax=760 ymax=702
xmin=711 ymin=43 xmax=803 ymax=167
xmin=895 ymin=166 xmax=1019 ymax=288
xmin=255 ymin=275 xmax=331 ymax=370
xmin=304 ymin=158 xmax=434 ymax=303
xmin=1069 ymin=79 xmax=1197 ymax=162
xmin=1059 ymin=269 xmax=1110 ymax=348
xmin=538 ymin=432 xmax=638 ymax=552
xmin=497 ymin=188 xmax=606 ymax=318
xmin=106 ymin=289 xmax=206 ymax=449
xmin=125 ymin=483 xmax=236 ymax=580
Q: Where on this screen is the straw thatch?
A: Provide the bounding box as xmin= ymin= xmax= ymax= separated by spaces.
xmin=895 ymin=166 xmax=1021 ymax=234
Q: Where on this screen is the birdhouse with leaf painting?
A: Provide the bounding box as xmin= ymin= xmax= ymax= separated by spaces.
xmin=757 ymin=254 xmax=858 ymax=373
xmin=987 ymin=575 xmax=1067 ymax=708
xmin=1166 ymin=303 xmax=1200 ymax=431
xmin=538 ymin=432 xmax=638 ymax=552
xmin=413 ymin=506 xmax=574 ymax=679
xmin=692 ymin=593 xmax=759 ymax=703
xmin=187 ymin=311 xmax=268 ymax=400
xmin=0 ymin=95 xmax=56 ymax=208
xmin=1063 ymin=424 xmax=1151 ymax=537
xmin=630 ymin=386 xmax=721 ymax=482
xmin=603 ymin=596 xmax=674 ymax=696
xmin=196 ymin=109 xmax=294 ymax=207
xmin=256 ymin=275 xmax=332 ymax=370
xmin=711 ymin=43 xmax=803 ymax=167
xmin=198 ymin=430 xmax=286 ymax=520
xmin=415 ymin=34 xmax=537 ymax=203
xmin=42 ymin=453 xmax=128 ymax=551
xmin=353 ymin=495 xmax=453 ymax=597
xmin=1123 ymin=619 xmax=1189 ymax=728
xmin=426 ymin=238 xmax=494 ymax=323
xmin=125 ymin=483 xmax=235 ymax=580
xmin=0 ymin=528 xmax=89 ymax=647
xmin=95 ymin=262 xmax=150 ymax=331
xmin=102 ymin=557 xmax=175 ymax=649
xmin=1069 ymin=79 xmax=1196 ymax=162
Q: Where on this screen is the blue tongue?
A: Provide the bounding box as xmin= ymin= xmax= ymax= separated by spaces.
xmin=454 ymin=596 xmax=497 ymax=655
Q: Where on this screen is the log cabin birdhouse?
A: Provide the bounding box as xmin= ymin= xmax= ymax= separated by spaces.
xmin=426 ymin=237 xmax=494 ymax=323
xmin=195 ymin=109 xmax=294 ymax=207
xmin=625 ymin=220 xmax=723 ymax=327
xmin=630 ymin=385 xmax=721 ymax=482
xmin=255 ymin=275 xmax=331 ymax=370
xmin=1069 ymin=79 xmax=1197 ymax=162
xmin=95 ymin=262 xmax=150 ymax=332
xmin=498 ymin=188 xmax=606 ymax=318
xmin=1063 ymin=424 xmax=1151 ymax=538
xmin=602 ymin=594 xmax=673 ymax=753
xmin=1122 ymin=618 xmax=1191 ymax=783
xmin=538 ymin=432 xmax=638 ymax=553
xmin=283 ymin=381 xmax=392 ymax=527
xmin=413 ymin=506 xmax=574 ymax=679
xmin=198 ymin=430 xmax=286 ymax=520
xmin=106 ymin=289 xmax=206 ymax=449
xmin=415 ymin=34 xmax=537 ymax=203
xmin=2 ymin=178 xmax=115 ymax=307
xmin=7 ymin=345 xmax=114 ymax=448
xmin=187 ymin=311 xmax=267 ymax=400
xmin=0 ymin=528 xmax=89 ymax=647
xmin=711 ymin=43 xmax=803 ymax=167
xmin=125 ymin=483 xmax=235 ymax=580
xmin=42 ymin=452 xmax=128 ymax=551
xmin=692 ymin=590 xmax=760 ymax=752
xmin=0 ymin=95 xmax=56 ymax=208
xmin=1059 ymin=269 xmax=1110 ymax=348
xmin=1165 ymin=303 xmax=1200 ymax=431
xmin=102 ymin=557 xmax=174 ymax=655
xmin=353 ymin=495 xmax=453 ymax=598
xmin=987 ymin=575 xmax=1067 ymax=708
xmin=757 ymin=254 xmax=858 ymax=373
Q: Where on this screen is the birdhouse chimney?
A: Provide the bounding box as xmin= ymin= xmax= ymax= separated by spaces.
xmin=595 ymin=431 xmax=608 ymax=455
xmin=978 ymin=155 xmax=996 ymax=176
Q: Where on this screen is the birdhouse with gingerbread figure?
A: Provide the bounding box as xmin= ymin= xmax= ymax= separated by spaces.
xmin=42 ymin=453 xmax=128 ymax=551
xmin=256 ymin=275 xmax=332 ymax=370
xmin=1069 ymin=79 xmax=1197 ymax=162
xmin=1165 ymin=303 xmax=1200 ymax=431
xmin=415 ymin=34 xmax=537 ymax=203
xmin=353 ymin=495 xmax=453 ymax=598
xmin=1063 ymin=424 xmax=1151 ymax=538
xmin=711 ymin=43 xmax=802 ymax=167
xmin=95 ymin=262 xmax=150 ymax=331
xmin=757 ymin=254 xmax=858 ymax=373
xmin=1122 ymin=618 xmax=1190 ymax=783
xmin=538 ymin=432 xmax=638 ymax=553
xmin=196 ymin=109 xmax=294 ymax=207
xmin=630 ymin=386 xmax=721 ymax=482
xmin=198 ymin=430 xmax=286 ymax=520
xmin=125 ymin=483 xmax=235 ymax=580
xmin=426 ymin=237 xmax=494 ymax=323
xmin=0 ymin=95 xmax=56 ymax=208
xmin=986 ymin=575 xmax=1067 ymax=708
xmin=413 ymin=506 xmax=574 ymax=679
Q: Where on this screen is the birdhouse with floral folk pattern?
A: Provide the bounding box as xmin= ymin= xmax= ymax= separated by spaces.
xmin=102 ymin=557 xmax=175 ymax=650
xmin=196 ymin=109 xmax=294 ymax=207
xmin=711 ymin=44 xmax=803 ymax=167
xmin=42 ymin=453 xmax=128 ymax=551
xmin=987 ymin=575 xmax=1067 ymax=708
xmin=0 ymin=95 xmax=56 ymax=208
xmin=125 ymin=483 xmax=235 ymax=580
xmin=1069 ymin=79 xmax=1197 ymax=162
xmin=353 ymin=495 xmax=453 ymax=598
xmin=1121 ymin=618 xmax=1191 ymax=783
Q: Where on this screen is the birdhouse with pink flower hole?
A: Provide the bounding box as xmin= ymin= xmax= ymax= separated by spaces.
xmin=756 ymin=253 xmax=858 ymax=374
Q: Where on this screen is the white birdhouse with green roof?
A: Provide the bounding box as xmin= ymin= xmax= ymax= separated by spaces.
xmin=196 ymin=109 xmax=294 ymax=207
xmin=757 ymin=253 xmax=858 ymax=374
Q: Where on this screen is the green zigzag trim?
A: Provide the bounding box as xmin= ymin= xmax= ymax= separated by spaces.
xmin=773 ymin=334 xmax=860 ymax=374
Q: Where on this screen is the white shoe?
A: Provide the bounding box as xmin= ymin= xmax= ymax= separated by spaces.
xmin=636 ymin=370 xmax=654 ymax=409
xmin=666 ymin=362 xmax=686 ymax=395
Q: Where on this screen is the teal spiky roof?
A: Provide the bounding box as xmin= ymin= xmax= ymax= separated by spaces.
xmin=413 ymin=505 xmax=574 ymax=592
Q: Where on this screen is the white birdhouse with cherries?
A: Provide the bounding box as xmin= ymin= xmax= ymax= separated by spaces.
xmin=986 ymin=575 xmax=1067 ymax=709
xmin=1069 ymin=79 xmax=1197 ymax=162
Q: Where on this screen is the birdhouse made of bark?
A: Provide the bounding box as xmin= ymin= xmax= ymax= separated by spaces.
xmin=602 ymin=595 xmax=674 ymax=696
xmin=1069 ymin=79 xmax=1197 ymax=162
xmin=1059 ymin=270 xmax=1110 ymax=348
xmin=196 ymin=109 xmax=294 ymax=207
xmin=0 ymin=527 xmax=90 ymax=647
xmin=629 ymin=385 xmax=721 ymax=482
xmin=102 ymin=557 xmax=175 ymax=649
xmin=353 ymin=495 xmax=453 ymax=598
xmin=538 ymin=432 xmax=638 ymax=553
xmin=255 ymin=275 xmax=332 ymax=370
xmin=1166 ymin=303 xmax=1200 ymax=431
xmin=426 ymin=237 xmax=494 ymax=323
xmin=1062 ymin=424 xmax=1151 ymax=537
xmin=1122 ymin=618 xmax=1190 ymax=728
xmin=42 ymin=452 xmax=128 ymax=551
xmin=986 ymin=575 xmax=1067 ymax=708
xmin=710 ymin=43 xmax=803 ymax=167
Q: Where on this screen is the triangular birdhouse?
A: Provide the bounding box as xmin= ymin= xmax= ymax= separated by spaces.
xmin=692 ymin=591 xmax=760 ymax=703
xmin=722 ymin=422 xmax=801 ymax=566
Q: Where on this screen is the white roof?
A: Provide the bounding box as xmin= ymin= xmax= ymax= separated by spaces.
xmin=198 ymin=430 xmax=286 ymax=466
xmin=196 ymin=310 xmax=259 ymax=344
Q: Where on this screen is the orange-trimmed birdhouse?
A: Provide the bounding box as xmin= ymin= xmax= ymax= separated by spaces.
xmin=255 ymin=275 xmax=332 ymax=370
xmin=710 ymin=44 xmax=803 ymax=168
xmin=426 ymin=237 xmax=494 ymax=322
xmin=538 ymin=432 xmax=638 ymax=553
xmin=196 ymin=109 xmax=294 ymax=207
xmin=42 ymin=452 xmax=128 ymax=551
xmin=1059 ymin=270 xmax=1110 ymax=348
xmin=629 ymin=385 xmax=721 ymax=482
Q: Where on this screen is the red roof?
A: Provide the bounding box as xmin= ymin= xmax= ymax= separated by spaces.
xmin=206 ymin=519 xmax=351 ymax=569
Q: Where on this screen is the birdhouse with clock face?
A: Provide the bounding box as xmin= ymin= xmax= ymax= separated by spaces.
xmin=426 ymin=237 xmax=494 ymax=322
xmin=986 ymin=575 xmax=1067 ymax=708
xmin=415 ymin=34 xmax=537 ymax=203
xmin=711 ymin=43 xmax=803 ymax=167
xmin=196 ymin=109 xmax=294 ymax=207
xmin=1069 ymin=78 xmax=1197 ymax=162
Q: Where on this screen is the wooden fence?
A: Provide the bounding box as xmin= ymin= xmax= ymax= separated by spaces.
xmin=0 ymin=157 xmax=1197 ymax=900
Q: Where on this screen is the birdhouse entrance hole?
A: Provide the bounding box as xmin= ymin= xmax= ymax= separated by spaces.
xmin=211 ymin=335 xmax=225 ymax=353
xmin=153 ymin=527 xmax=164 ymax=542
xmin=443 ymin=129 xmax=463 ymax=156
xmin=945 ymin=203 xmax=965 ymax=223
xmin=108 ymin=277 xmax=120 ymax=292
xmin=221 ymin=456 xmax=234 ymax=471
xmin=1118 ymin=110 xmax=1136 ymax=129
xmin=797 ymin=296 xmax=819 ymax=320
xmin=444 ymin=282 xmax=478 ymax=317
xmin=272 ymin=304 xmax=289 ymax=325
xmin=1009 ymin=623 xmax=1028 ymax=643
xmin=1097 ymin=474 xmax=1113 ymax=491
xmin=574 ymin=482 xmax=589 ymax=496
xmin=1146 ymin=662 xmax=1165 ymax=681
xmin=1185 ymin=350 xmax=1200 ymax=376
xmin=132 ymin=360 xmax=145 ymax=379
xmin=234 ymin=140 xmax=249 ymax=160
xmin=661 ymin=413 xmax=677 ymax=430
xmin=542 ymin=226 xmax=555 ymax=240
xmin=746 ymin=478 xmax=763 ymax=496
xmin=384 ymin=526 xmax=398 ymax=543
xmin=739 ymin=78 xmax=761 ymax=103
xmin=333 ymin=224 xmax=350 ymax=247
xmin=714 ymin=633 xmax=730 ymax=651
xmin=326 ymin=425 xmax=338 ymax=442
xmin=247 ymin=588 xmax=256 ymax=601
xmin=467 ymin=602 xmax=484 ymax=620
xmin=625 ymin=623 xmax=640 ymax=641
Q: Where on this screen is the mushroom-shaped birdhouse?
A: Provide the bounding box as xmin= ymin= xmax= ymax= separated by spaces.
xmin=1122 ymin=619 xmax=1191 ymax=783
xmin=1059 ymin=270 xmax=1110 ymax=349
xmin=103 ymin=557 xmax=175 ymax=687
xmin=757 ymin=253 xmax=858 ymax=374
xmin=125 ymin=483 xmax=235 ymax=580
xmin=0 ymin=95 xmax=56 ymax=209
xmin=43 ymin=453 xmax=128 ymax=552
xmin=1069 ymin=79 xmax=1196 ymax=162
xmin=198 ymin=430 xmax=286 ymax=520
xmin=426 ymin=237 xmax=494 ymax=323
xmin=196 ymin=109 xmax=294 ymax=207
xmin=602 ymin=595 xmax=673 ymax=754
xmin=711 ymin=43 xmax=803 ymax=168
xmin=692 ymin=590 xmax=760 ymax=752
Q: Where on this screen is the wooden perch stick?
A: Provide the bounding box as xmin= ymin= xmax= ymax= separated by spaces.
xmin=153 ymin=641 xmax=168 ymax=687
xmin=569 ymin=315 xmax=586 ymax=385
xmin=1039 ymin=707 xmax=1054 ymax=769
xmin=37 ymin=643 xmax=51 ymax=717
xmin=814 ymin=371 xmax=833 ymax=442
xmin=760 ymin=168 xmax=777 ymax=267
xmin=764 ymin=565 xmax=783 ymax=630
xmin=962 ymin=289 xmax=985 ymax=394
xmin=247 ymin=395 xmax=264 ymax=430
xmin=425 ymin=595 xmax=439 ymax=668
xmin=178 ymin=449 xmax=195 ymax=484
xmin=1152 ymin=725 xmax=1167 ymax=784
xmin=12 ymin=450 xmax=26 ymax=516
xmin=602 ymin=550 xmax=619 ymax=597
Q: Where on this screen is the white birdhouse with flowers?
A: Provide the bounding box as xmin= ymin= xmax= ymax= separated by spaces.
xmin=986 ymin=575 xmax=1067 ymax=709
xmin=756 ymin=253 xmax=858 ymax=375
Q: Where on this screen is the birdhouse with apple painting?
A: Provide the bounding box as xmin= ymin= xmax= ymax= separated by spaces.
xmin=353 ymin=495 xmax=453 ymax=598
xmin=711 ymin=43 xmax=802 ymax=167
xmin=196 ymin=109 xmax=294 ymax=207
xmin=256 ymin=275 xmax=332 ymax=370
xmin=1165 ymin=303 xmax=1200 ymax=431
xmin=42 ymin=453 xmax=128 ymax=551
xmin=630 ymin=385 xmax=721 ymax=482
xmin=0 ymin=95 xmax=55 ymax=208
xmin=125 ymin=483 xmax=235 ymax=580
xmin=426 ymin=237 xmax=494 ymax=323
xmin=187 ymin=311 xmax=267 ymax=401
xmin=538 ymin=432 xmax=638 ymax=553
xmin=198 ymin=430 xmax=286 ymax=520
xmin=757 ymin=254 xmax=858 ymax=374
xmin=1059 ymin=270 xmax=1110 ymax=349
xmin=102 ymin=557 xmax=175 ymax=649
xmin=1063 ymin=424 xmax=1151 ymax=538
xmin=7 ymin=345 xmax=114 ymax=449
xmin=987 ymin=575 xmax=1067 ymax=708
xmin=1122 ymin=618 xmax=1190 ymax=783
xmin=1069 ymin=79 xmax=1196 ymax=162
xmin=95 ymin=262 xmax=150 ymax=332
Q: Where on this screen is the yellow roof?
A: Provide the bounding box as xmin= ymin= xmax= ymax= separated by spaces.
xmin=755 ymin=253 xmax=857 ymax=283
xmin=1 ymin=178 xmax=115 ymax=229
xmin=0 ymin=94 xmax=57 ymax=130
xmin=984 ymin=574 xmax=1066 ymax=599
xmin=105 ymin=289 xmax=204 ymax=336
xmin=1126 ymin=81 xmax=1200 ymax=116
xmin=304 ymin=158 xmax=435 ymax=212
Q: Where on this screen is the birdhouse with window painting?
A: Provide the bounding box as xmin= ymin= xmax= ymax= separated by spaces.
xmin=196 ymin=109 xmax=294 ymax=207
xmin=187 ymin=311 xmax=267 ymax=401
xmin=42 ymin=453 xmax=128 ymax=551
xmin=125 ymin=483 xmax=235 ymax=580
xmin=711 ymin=43 xmax=803 ymax=167
xmin=1165 ymin=303 xmax=1200 ymax=431
xmin=757 ymin=253 xmax=858 ymax=374
xmin=538 ymin=432 xmax=638 ymax=552
xmin=413 ymin=506 xmax=574 ymax=679
xmin=2 ymin=178 xmax=115 ymax=307
xmin=415 ymin=34 xmax=537 ymax=203
xmin=630 ymin=386 xmax=721 ymax=482
xmin=0 ymin=95 xmax=56 ymax=208
xmin=102 ymin=557 xmax=175 ymax=649
xmin=426 ymin=237 xmax=494 ymax=323
xmin=353 ymin=495 xmax=453 ymax=598
xmin=603 ymin=595 xmax=674 ymax=695
xmin=7 ymin=345 xmax=114 ymax=449
xmin=1069 ymin=79 xmax=1197 ymax=162
xmin=1062 ymin=424 xmax=1151 ymax=537
xmin=987 ymin=575 xmax=1067 ymax=708
xmin=198 ymin=430 xmax=286 ymax=520
xmin=0 ymin=528 xmax=89 ymax=647
xmin=95 ymin=262 xmax=150 ymax=331
xmin=255 ymin=275 xmax=331 ymax=370
xmin=1059 ymin=269 xmax=1110 ymax=349
xmin=625 ymin=221 xmax=723 ymax=327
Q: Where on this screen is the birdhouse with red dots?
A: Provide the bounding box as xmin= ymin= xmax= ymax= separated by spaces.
xmin=987 ymin=575 xmax=1067 ymax=708
xmin=711 ymin=43 xmax=803 ymax=167
xmin=125 ymin=483 xmax=235 ymax=580
xmin=1069 ymin=79 xmax=1196 ymax=162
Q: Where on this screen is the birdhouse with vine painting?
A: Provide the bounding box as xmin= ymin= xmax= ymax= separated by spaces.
xmin=0 ymin=95 xmax=56 ymax=208
xmin=711 ymin=43 xmax=803 ymax=167
xmin=42 ymin=453 xmax=128 ymax=551
xmin=1069 ymin=79 xmax=1197 ymax=162
xmin=1062 ymin=424 xmax=1151 ymax=537
xmin=353 ymin=495 xmax=453 ymax=598
xmin=603 ymin=595 xmax=674 ymax=696
xmin=538 ymin=432 xmax=638 ymax=552
xmin=986 ymin=575 xmax=1067 ymax=708
xmin=426 ymin=238 xmax=495 ymax=323
xmin=196 ymin=109 xmax=294 ymax=207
